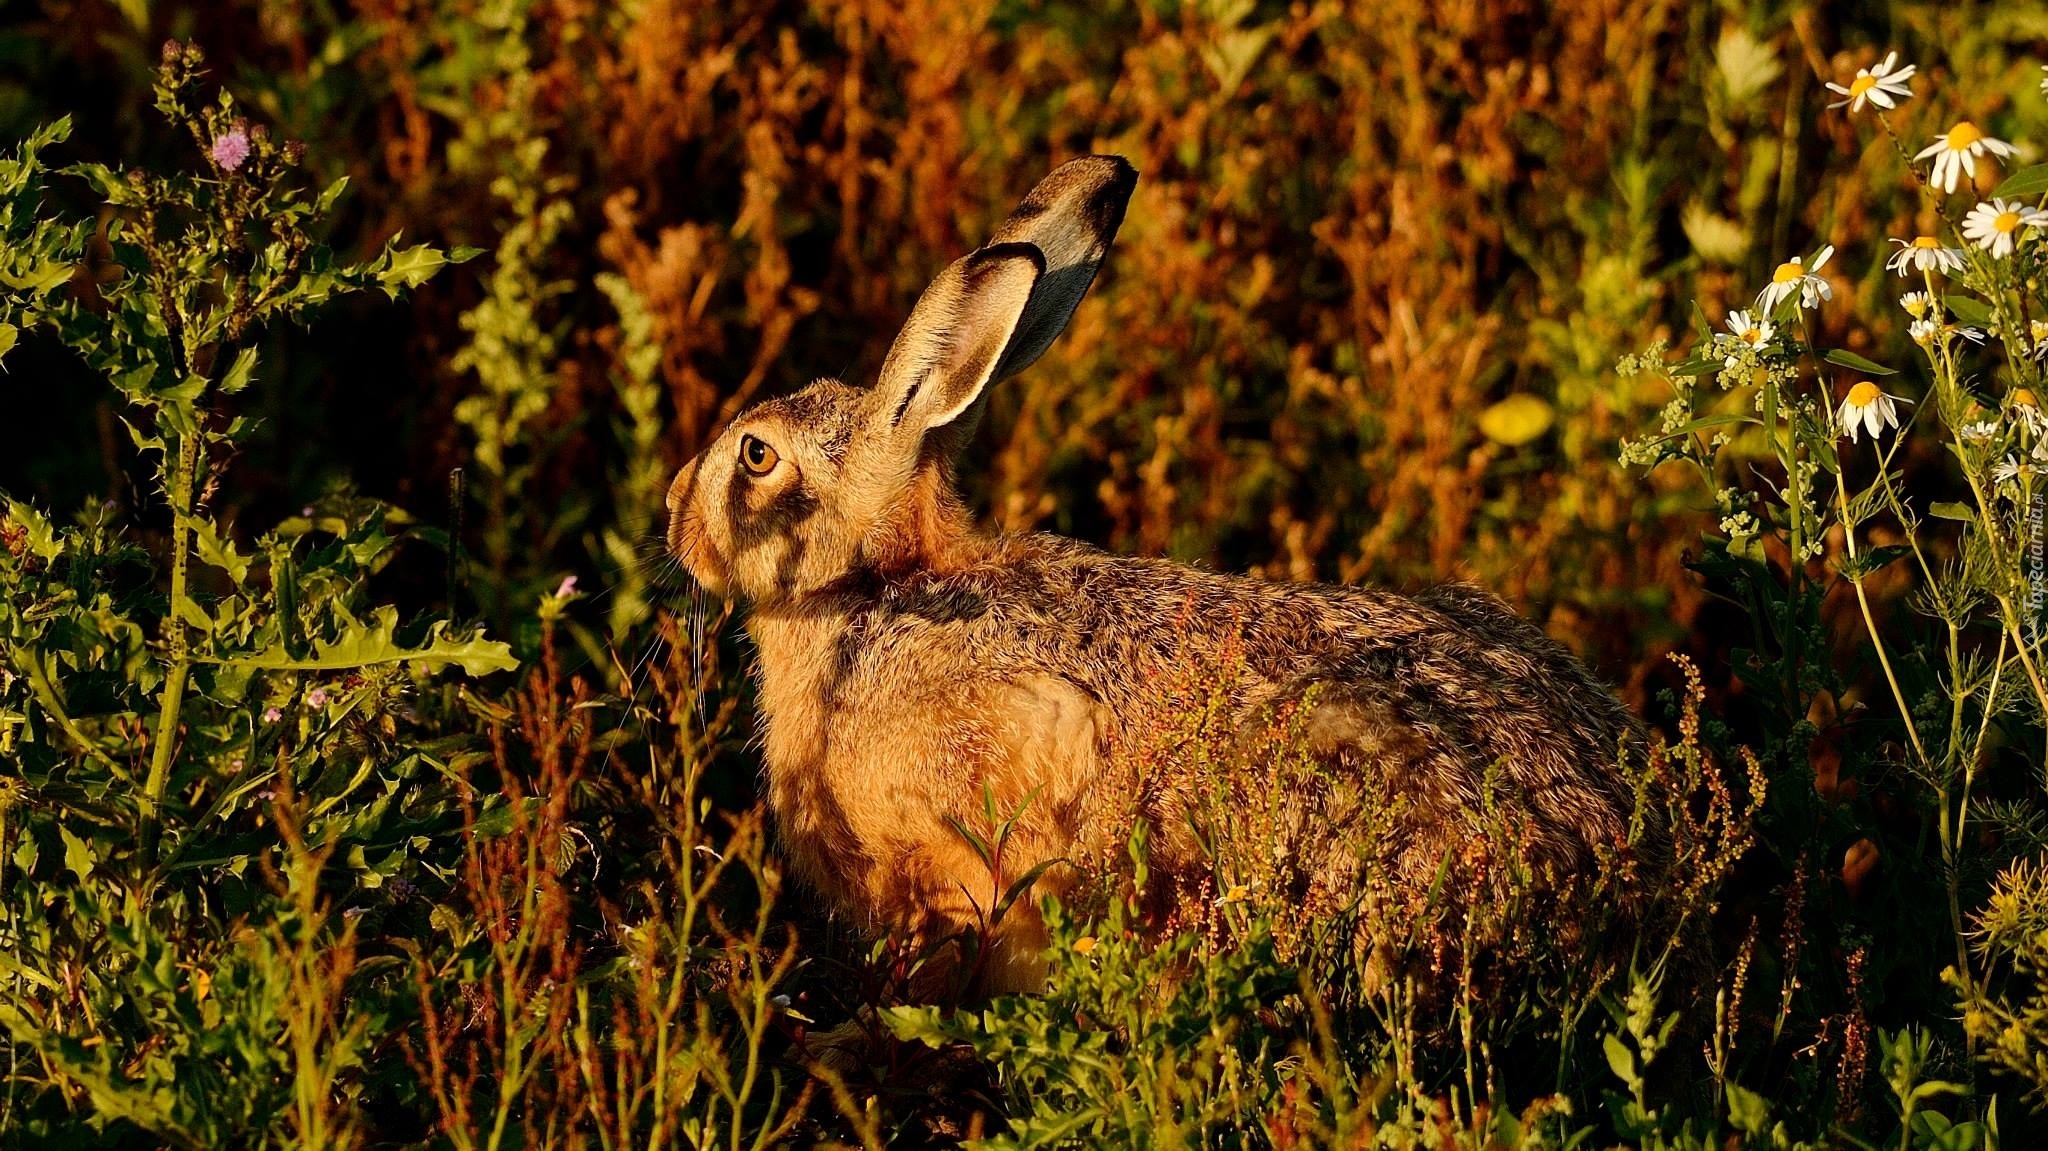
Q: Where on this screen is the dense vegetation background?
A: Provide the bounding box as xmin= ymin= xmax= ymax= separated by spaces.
xmin=7 ymin=0 xmax=2048 ymax=1146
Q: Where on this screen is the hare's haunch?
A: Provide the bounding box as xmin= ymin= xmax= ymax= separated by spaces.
xmin=667 ymin=156 xmax=1651 ymax=995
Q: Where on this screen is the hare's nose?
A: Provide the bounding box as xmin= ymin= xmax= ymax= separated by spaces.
xmin=665 ymin=459 xmax=698 ymax=515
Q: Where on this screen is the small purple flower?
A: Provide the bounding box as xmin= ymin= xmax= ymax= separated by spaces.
xmin=262 ymin=706 xmax=282 ymax=723
xmin=553 ymin=575 xmax=579 ymax=599
xmin=306 ymin=687 xmax=330 ymax=708
xmin=210 ymin=130 xmax=250 ymax=172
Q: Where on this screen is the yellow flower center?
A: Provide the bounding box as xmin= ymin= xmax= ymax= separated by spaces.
xmin=1846 ymin=381 xmax=1885 ymax=408
xmin=1912 ymin=235 xmax=1942 ymax=249
xmin=1742 ymin=327 xmax=1764 ymax=344
xmin=1995 ymin=210 xmax=2022 ymax=235
xmin=1946 ymin=121 xmax=1983 ymax=151
xmin=1773 ymin=260 xmax=1805 ymax=283
xmin=1848 ymin=73 xmax=1877 ymax=98
xmin=2016 ymin=388 xmax=2040 ymax=409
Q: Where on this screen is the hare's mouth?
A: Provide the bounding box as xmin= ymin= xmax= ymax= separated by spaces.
xmin=665 ymin=460 xmax=729 ymax=596
xmin=669 ymin=506 xmax=729 ymax=598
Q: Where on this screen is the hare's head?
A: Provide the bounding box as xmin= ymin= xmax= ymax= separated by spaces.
xmin=667 ymin=156 xmax=1135 ymax=604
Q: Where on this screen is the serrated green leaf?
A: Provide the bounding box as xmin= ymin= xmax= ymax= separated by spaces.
xmin=219 ymin=346 xmax=258 ymax=394
xmin=376 ymin=243 xmax=455 ymax=297
xmin=1824 ymin=348 xmax=1896 ymax=376
xmin=113 ymin=362 xmax=156 ymax=398
xmin=191 ymin=518 xmax=251 ymax=585
xmin=6 ymin=500 xmax=61 ymax=561
xmin=0 ymin=259 xmax=74 ymax=296
xmin=879 ymin=1004 xmax=953 ymax=1047
xmin=207 ymin=605 xmax=516 ymax=675
xmin=315 ymin=175 xmax=351 ymax=215
xmin=1992 ymin=163 xmax=2048 ymax=201
xmin=0 ymin=323 xmax=15 ymax=361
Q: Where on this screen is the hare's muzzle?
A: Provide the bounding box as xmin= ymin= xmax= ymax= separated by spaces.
xmin=666 ymin=457 xmax=729 ymax=597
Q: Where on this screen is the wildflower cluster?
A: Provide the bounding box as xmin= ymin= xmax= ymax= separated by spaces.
xmin=1627 ymin=40 xmax=2048 ymax=1109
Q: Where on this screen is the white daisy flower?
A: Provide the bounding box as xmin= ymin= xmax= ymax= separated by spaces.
xmin=1959 ymin=420 xmax=2000 ymax=443
xmin=1915 ymin=121 xmax=2017 ymax=194
xmin=1898 ymin=291 xmax=1934 ymax=319
xmin=1962 ymin=198 xmax=2048 ymax=259
xmin=1885 ymin=235 xmax=1966 ymax=275
xmin=1717 ymin=309 xmax=1776 ymax=365
xmin=1837 ymin=381 xmax=1910 ymax=443
xmin=1826 ymin=52 xmax=1916 ymax=113
xmin=2032 ymin=320 xmax=2048 ymax=361
xmin=1908 ymin=320 xmax=1984 ymax=351
xmin=1756 ymin=244 xmax=1835 ymax=315
xmin=1993 ymin=455 xmax=2034 ymax=486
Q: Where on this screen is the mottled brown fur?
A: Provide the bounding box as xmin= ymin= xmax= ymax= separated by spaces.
xmin=666 ymin=156 xmax=1653 ymax=995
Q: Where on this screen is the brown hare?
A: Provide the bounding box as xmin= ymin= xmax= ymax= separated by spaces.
xmin=666 ymin=156 xmax=1653 ymax=997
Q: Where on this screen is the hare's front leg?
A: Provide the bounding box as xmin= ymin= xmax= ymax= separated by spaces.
xmin=891 ymin=674 xmax=1105 ymax=998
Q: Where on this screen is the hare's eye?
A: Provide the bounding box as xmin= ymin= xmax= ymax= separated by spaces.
xmin=738 ymin=434 xmax=779 ymax=476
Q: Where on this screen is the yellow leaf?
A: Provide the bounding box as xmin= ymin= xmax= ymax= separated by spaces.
xmin=1477 ymin=394 xmax=1555 ymax=447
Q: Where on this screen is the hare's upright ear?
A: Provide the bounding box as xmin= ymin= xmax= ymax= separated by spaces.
xmin=984 ymin=154 xmax=1137 ymax=381
xmin=870 ymin=155 xmax=1137 ymax=443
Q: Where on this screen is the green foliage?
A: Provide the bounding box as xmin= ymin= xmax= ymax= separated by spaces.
xmin=887 ymin=896 xmax=1299 ymax=1149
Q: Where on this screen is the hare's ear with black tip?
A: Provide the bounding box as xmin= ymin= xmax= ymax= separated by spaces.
xmin=984 ymin=154 xmax=1137 ymax=381
xmin=869 ymin=155 xmax=1137 ymax=446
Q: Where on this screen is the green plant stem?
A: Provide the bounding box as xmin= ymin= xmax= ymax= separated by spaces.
xmin=1831 ymin=472 xmax=1933 ymax=758
xmin=1835 ymin=471 xmax=1925 ymax=737
xmin=141 ymin=430 xmax=201 ymax=865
